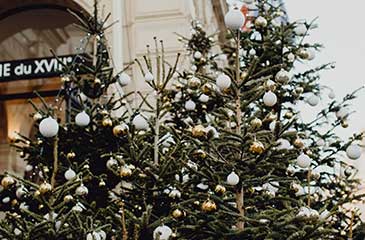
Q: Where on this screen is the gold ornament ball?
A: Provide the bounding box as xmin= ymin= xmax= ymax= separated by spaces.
xmin=250 ymin=118 xmax=262 ymax=129
xmin=215 ymin=184 xmax=226 ymax=195
xmin=1 ymin=176 xmax=15 ymax=189
xmin=295 ymin=87 xmax=304 ymax=95
xmin=201 ymin=199 xmax=217 ymax=212
xmin=293 ymin=138 xmax=305 ymax=148
xmin=265 ymin=112 xmax=277 ymax=122
xmin=39 ymin=182 xmax=52 ymax=194
xmin=297 ymin=48 xmax=309 ymax=60
xmin=120 ymin=166 xmax=132 ymax=177
xmin=192 ymin=125 xmax=206 ymax=138
xmin=201 ymin=83 xmax=213 ymax=95
xmin=64 ymin=195 xmax=74 ymax=203
xmin=249 ymin=141 xmax=265 ymax=154
xmin=67 ymin=152 xmax=76 ymax=160
xmin=113 ymin=124 xmax=129 ymax=137
xmin=34 ymin=190 xmax=41 ymax=197
xmin=172 ymin=209 xmax=184 ymax=219
xmin=284 ymin=112 xmax=294 ymax=119
xmin=102 ymin=118 xmax=113 ymax=127
xmin=341 ymin=120 xmax=348 ymax=128
xmin=193 ymin=149 xmax=207 ymax=159
xmin=11 ymin=199 xmax=18 ymax=206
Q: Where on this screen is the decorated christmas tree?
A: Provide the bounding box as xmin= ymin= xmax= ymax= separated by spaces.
xmin=0 ymin=1 xmax=364 ymax=239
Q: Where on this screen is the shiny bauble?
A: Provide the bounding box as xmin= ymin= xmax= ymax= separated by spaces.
xmin=192 ymin=149 xmax=207 ymax=159
xmin=226 ymin=171 xmax=239 ymax=186
xmin=75 ymin=111 xmax=90 ymax=127
xmin=307 ymin=93 xmax=320 ymax=106
xmin=188 ymin=76 xmax=201 ymax=89
xmin=153 ymin=225 xmax=173 ymax=240
xmin=265 ymin=80 xmax=276 ymax=91
xmin=67 ymin=151 xmax=76 ymax=160
xmin=346 ymin=144 xmax=361 ymax=160
xmin=64 ymin=168 xmax=76 ymax=181
xmin=192 ymin=125 xmax=206 ymax=137
xmin=120 ymin=166 xmax=132 ymax=177
xmin=1 ymin=176 xmax=15 ymax=189
xmin=76 ymin=184 xmax=88 ymax=196
xmin=132 ymin=114 xmax=149 ymax=130
xmin=185 ymin=100 xmax=196 ymax=111
xmin=33 ymin=112 xmax=43 ymax=121
xmin=216 ymin=73 xmax=231 ymax=90
xmin=39 ymin=182 xmax=52 ymax=194
xmin=198 ymin=94 xmax=209 ymax=103
xmin=249 ymin=141 xmax=265 ymax=154
xmin=224 ymin=8 xmax=245 ymax=30
xmin=284 ymin=111 xmax=294 ymax=119
xmin=275 ymin=69 xmax=290 ymax=83
xmin=172 ymin=209 xmax=184 ymax=219
xmin=144 ymin=71 xmax=154 ymax=82
xmin=113 ymin=123 xmax=129 ymax=137
xmin=297 ymin=48 xmax=309 ymax=60
xmin=328 ymin=91 xmax=336 ymax=99
xmin=255 ymin=16 xmax=267 ymax=28
xmin=341 ymin=120 xmax=348 ymax=128
xmin=201 ymin=199 xmax=217 ymax=212
xmin=294 ymin=23 xmax=307 ymax=36
xmin=39 ymin=117 xmax=59 ymax=138
xmin=250 ymin=118 xmax=262 ymax=129
xmin=263 ymin=91 xmax=277 ymax=107
xmin=118 ymin=72 xmax=131 ymax=86
xmin=194 ymin=51 xmax=202 ymax=59
xmin=215 ymin=184 xmax=226 ymax=195
xmin=102 ymin=118 xmax=113 ymax=127
xmin=16 ymin=186 xmax=27 ymax=199
xmin=64 ymin=195 xmax=74 ymax=203
xmin=295 ymin=87 xmax=304 ymax=95
xmin=106 ymin=157 xmax=118 ymax=170
xmin=336 ymin=107 xmax=349 ymax=119
xmin=277 ymin=139 xmax=291 ymax=150
xmin=296 ymin=153 xmax=312 ymax=169
xmin=293 ymin=138 xmax=305 ymax=148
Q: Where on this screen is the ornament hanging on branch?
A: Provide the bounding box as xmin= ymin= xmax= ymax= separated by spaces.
xmin=39 ymin=117 xmax=59 ymax=138
xmin=224 ymin=8 xmax=245 ymax=30
xmin=75 ymin=111 xmax=90 ymax=127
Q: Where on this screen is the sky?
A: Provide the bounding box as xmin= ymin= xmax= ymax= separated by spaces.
xmin=285 ymin=0 xmax=365 ymax=136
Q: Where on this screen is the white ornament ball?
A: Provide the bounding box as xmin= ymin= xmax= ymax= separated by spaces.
xmin=16 ymin=186 xmax=27 ymax=199
xmin=75 ymin=111 xmax=90 ymax=127
xmin=216 ymin=73 xmax=231 ymax=90
xmin=118 ymin=72 xmax=131 ymax=86
xmin=191 ymin=65 xmax=197 ymax=72
xmin=307 ymin=94 xmax=320 ymax=107
xmin=76 ymin=184 xmax=88 ymax=196
xmin=294 ymin=23 xmax=307 ymax=36
xmin=153 ymin=225 xmax=173 ymax=240
xmin=227 ymin=171 xmax=239 ymax=185
xmin=328 ymin=91 xmax=336 ymax=99
xmin=185 ymin=100 xmax=196 ymax=111
xmin=2 ymin=197 xmax=10 ymax=203
xmin=132 ymin=114 xmax=149 ymax=130
xmin=336 ymin=107 xmax=349 ymax=119
xmin=86 ymin=233 xmax=94 ymax=240
xmin=275 ymin=69 xmax=290 ymax=83
xmin=39 ymin=117 xmax=59 ymax=138
xmin=224 ymin=8 xmax=245 ymax=30
xmin=194 ymin=51 xmax=202 ymax=59
xmin=25 ymin=164 xmax=33 ymax=172
xmin=346 ymin=144 xmax=361 ymax=160
xmin=263 ymin=91 xmax=277 ymax=107
xmin=106 ymin=157 xmax=118 ymax=170
xmin=306 ymin=49 xmax=316 ymax=60
xmin=296 ymin=153 xmax=312 ymax=169
xmin=198 ymin=94 xmax=209 ymax=103
xmin=277 ymin=139 xmax=291 ymax=150
xmin=255 ymin=16 xmax=268 ymax=28
xmin=287 ymin=53 xmax=295 ymax=62
xmin=64 ymin=168 xmax=76 ymax=181
xmin=144 ymin=71 xmax=154 ymax=82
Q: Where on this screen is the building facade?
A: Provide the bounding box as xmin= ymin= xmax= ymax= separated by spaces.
xmin=0 ymin=0 xmax=226 ymax=173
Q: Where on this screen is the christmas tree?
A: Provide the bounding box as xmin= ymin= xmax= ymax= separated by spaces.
xmin=0 ymin=1 xmax=364 ymax=239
